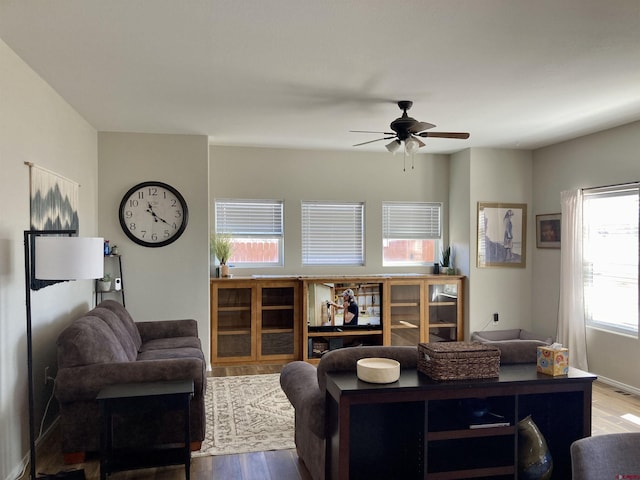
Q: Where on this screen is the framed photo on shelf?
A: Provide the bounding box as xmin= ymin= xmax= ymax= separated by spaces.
xmin=477 ymin=202 xmax=527 ymax=268
xmin=536 ymin=213 xmax=561 ymax=249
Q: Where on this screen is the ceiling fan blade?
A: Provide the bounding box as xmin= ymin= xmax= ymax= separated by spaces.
xmin=353 ymin=136 xmax=396 ymax=147
xmin=408 ymin=121 xmax=436 ymax=134
xmin=418 ymin=131 xmax=470 ymax=139
xmin=350 ymin=130 xmax=396 ymax=135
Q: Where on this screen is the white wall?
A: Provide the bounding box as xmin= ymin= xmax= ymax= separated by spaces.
xmin=98 ymin=133 xmax=211 ymax=365
xmin=463 ymin=149 xmax=535 ymax=337
xmin=0 ymin=39 xmax=98 ymax=480
xmin=533 ymin=121 xmax=640 ymax=390
xmin=209 ymin=145 xmax=451 ymax=276
xmin=449 ymin=149 xmax=472 ymax=336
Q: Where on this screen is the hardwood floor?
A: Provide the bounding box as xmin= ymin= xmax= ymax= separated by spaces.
xmin=28 ymin=367 xmax=640 ymax=480
xmin=592 ymin=381 xmax=640 ymax=435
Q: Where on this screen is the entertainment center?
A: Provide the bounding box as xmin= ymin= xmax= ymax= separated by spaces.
xmin=210 ymin=274 xmax=464 ymax=364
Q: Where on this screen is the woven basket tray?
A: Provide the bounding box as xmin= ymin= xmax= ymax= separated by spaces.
xmin=418 ymin=342 xmax=500 ymax=380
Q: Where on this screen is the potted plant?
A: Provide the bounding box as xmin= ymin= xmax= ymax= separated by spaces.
xmin=440 ymin=246 xmax=454 ymax=274
xmin=98 ymin=273 xmax=112 ymax=292
xmin=212 ymin=233 xmax=234 ymax=278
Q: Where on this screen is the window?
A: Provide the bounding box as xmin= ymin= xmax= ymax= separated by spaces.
xmin=301 ymin=202 xmax=364 ymax=266
xmin=583 ymin=183 xmax=639 ymax=336
xmin=215 ymin=199 xmax=284 ymax=267
xmin=383 ymin=202 xmax=442 ymax=266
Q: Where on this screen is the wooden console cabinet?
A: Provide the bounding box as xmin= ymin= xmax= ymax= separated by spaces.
xmin=210 ymin=278 xmax=300 ymax=364
xmin=210 ymin=274 xmax=464 ymax=365
xmin=325 ymin=365 xmax=596 ymax=480
xmin=385 ymin=276 xmax=463 ymax=346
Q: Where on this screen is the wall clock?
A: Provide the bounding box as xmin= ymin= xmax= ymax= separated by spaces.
xmin=119 ymin=181 xmax=188 ymax=247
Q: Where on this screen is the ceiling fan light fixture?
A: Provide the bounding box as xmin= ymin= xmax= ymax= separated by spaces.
xmin=385 ymin=139 xmax=401 ymax=153
xmin=404 ymin=137 xmax=420 ymax=155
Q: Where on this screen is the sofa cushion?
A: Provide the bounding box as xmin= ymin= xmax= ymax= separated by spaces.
xmin=138 ymin=336 xmax=202 ymax=352
xmin=57 ymin=316 xmax=130 ymax=367
xmin=89 ymin=307 xmax=138 ymax=361
xmin=137 ymin=346 xmax=205 ymax=362
xmin=97 ymin=300 xmax=143 ymax=349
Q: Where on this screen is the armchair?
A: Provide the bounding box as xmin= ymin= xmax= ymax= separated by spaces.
xmin=571 ymin=433 xmax=640 ymax=479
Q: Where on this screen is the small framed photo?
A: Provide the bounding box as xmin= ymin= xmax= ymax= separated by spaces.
xmin=536 ymin=213 xmax=561 ymax=249
xmin=477 ymin=202 xmax=527 ymax=268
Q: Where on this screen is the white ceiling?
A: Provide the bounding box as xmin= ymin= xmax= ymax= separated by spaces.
xmin=1 ymin=0 xmax=639 ymax=154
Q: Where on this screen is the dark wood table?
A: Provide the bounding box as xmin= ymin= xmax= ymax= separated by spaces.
xmin=325 ymin=364 xmax=596 ymax=480
xmin=97 ymin=379 xmax=194 ymax=480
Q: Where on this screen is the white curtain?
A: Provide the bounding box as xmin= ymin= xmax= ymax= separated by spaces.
xmin=557 ymin=189 xmax=589 ymax=370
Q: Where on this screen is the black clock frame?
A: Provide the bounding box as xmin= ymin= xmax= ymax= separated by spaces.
xmin=118 ymin=181 xmax=189 ymax=247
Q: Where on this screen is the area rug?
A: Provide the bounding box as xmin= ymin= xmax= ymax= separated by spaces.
xmin=193 ymin=373 xmax=295 ymax=456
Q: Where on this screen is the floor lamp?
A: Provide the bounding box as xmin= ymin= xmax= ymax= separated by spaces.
xmin=24 ymin=230 xmax=104 ymax=480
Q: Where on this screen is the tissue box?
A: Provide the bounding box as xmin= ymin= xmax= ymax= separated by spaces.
xmin=536 ymin=346 xmax=569 ymax=376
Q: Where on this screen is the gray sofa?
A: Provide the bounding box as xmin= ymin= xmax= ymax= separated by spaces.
xmin=54 ymin=300 xmax=206 ymax=463
xmin=280 ymin=346 xmax=418 ymax=480
xmin=471 ymin=328 xmax=553 ymax=364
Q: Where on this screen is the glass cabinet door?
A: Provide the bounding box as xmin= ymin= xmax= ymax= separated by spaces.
xmin=214 ymin=286 xmax=254 ymax=360
xmin=426 ymin=281 xmax=461 ymax=342
xmin=259 ymin=284 xmax=297 ymax=358
xmin=389 ymin=282 xmax=423 ymax=346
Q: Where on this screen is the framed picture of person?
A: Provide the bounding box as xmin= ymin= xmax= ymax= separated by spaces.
xmin=536 ymin=213 xmax=561 ymax=249
xmin=477 ymin=202 xmax=527 ymax=268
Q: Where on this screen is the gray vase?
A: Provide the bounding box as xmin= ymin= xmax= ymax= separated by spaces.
xmin=518 ymin=415 xmax=553 ymax=480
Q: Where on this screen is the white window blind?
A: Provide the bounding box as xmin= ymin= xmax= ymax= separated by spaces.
xmin=583 ymin=183 xmax=639 ymax=336
xmin=302 ymin=202 xmax=364 ymax=266
xmin=215 ymin=199 xmax=283 ymax=235
xmin=215 ymin=199 xmax=284 ymax=266
xmin=383 ymin=202 xmax=442 ymax=239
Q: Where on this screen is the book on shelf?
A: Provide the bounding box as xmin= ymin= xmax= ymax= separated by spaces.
xmin=469 ymin=411 xmax=510 ymax=429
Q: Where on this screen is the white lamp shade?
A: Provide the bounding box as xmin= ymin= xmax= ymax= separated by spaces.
xmin=385 ymin=139 xmax=401 ymax=153
xmin=35 ymin=236 xmax=104 ymax=280
xmin=404 ymin=137 xmax=420 ymax=155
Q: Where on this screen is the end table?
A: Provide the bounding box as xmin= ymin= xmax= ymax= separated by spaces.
xmin=97 ymin=379 xmax=194 ymax=480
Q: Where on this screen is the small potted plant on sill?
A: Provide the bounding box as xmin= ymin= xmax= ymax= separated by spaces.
xmin=212 ymin=233 xmax=234 ymax=278
xmin=440 ymin=246 xmax=454 ymax=275
xmin=98 ymin=273 xmax=112 ymax=292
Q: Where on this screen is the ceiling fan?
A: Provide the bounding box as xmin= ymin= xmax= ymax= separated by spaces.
xmin=351 ymin=100 xmax=470 ymax=154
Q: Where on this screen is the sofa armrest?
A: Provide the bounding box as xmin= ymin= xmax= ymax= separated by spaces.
xmin=280 ymin=361 xmax=326 ymax=439
xmin=54 ymin=357 xmax=205 ymax=403
xmin=136 ymin=319 xmax=198 ymax=341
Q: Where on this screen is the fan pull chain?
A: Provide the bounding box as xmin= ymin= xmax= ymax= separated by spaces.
xmin=402 ymin=150 xmax=416 ymax=171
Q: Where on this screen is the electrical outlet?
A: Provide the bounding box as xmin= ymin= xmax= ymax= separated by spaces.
xmin=493 ymin=313 xmax=499 ymax=323
xmin=44 ymin=366 xmax=50 ymax=385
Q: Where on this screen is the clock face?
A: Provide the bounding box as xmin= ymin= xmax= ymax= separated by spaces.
xmin=119 ymin=181 xmax=188 ymax=247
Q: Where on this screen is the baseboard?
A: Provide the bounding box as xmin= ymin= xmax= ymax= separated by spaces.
xmin=596 ymin=375 xmax=640 ymax=396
